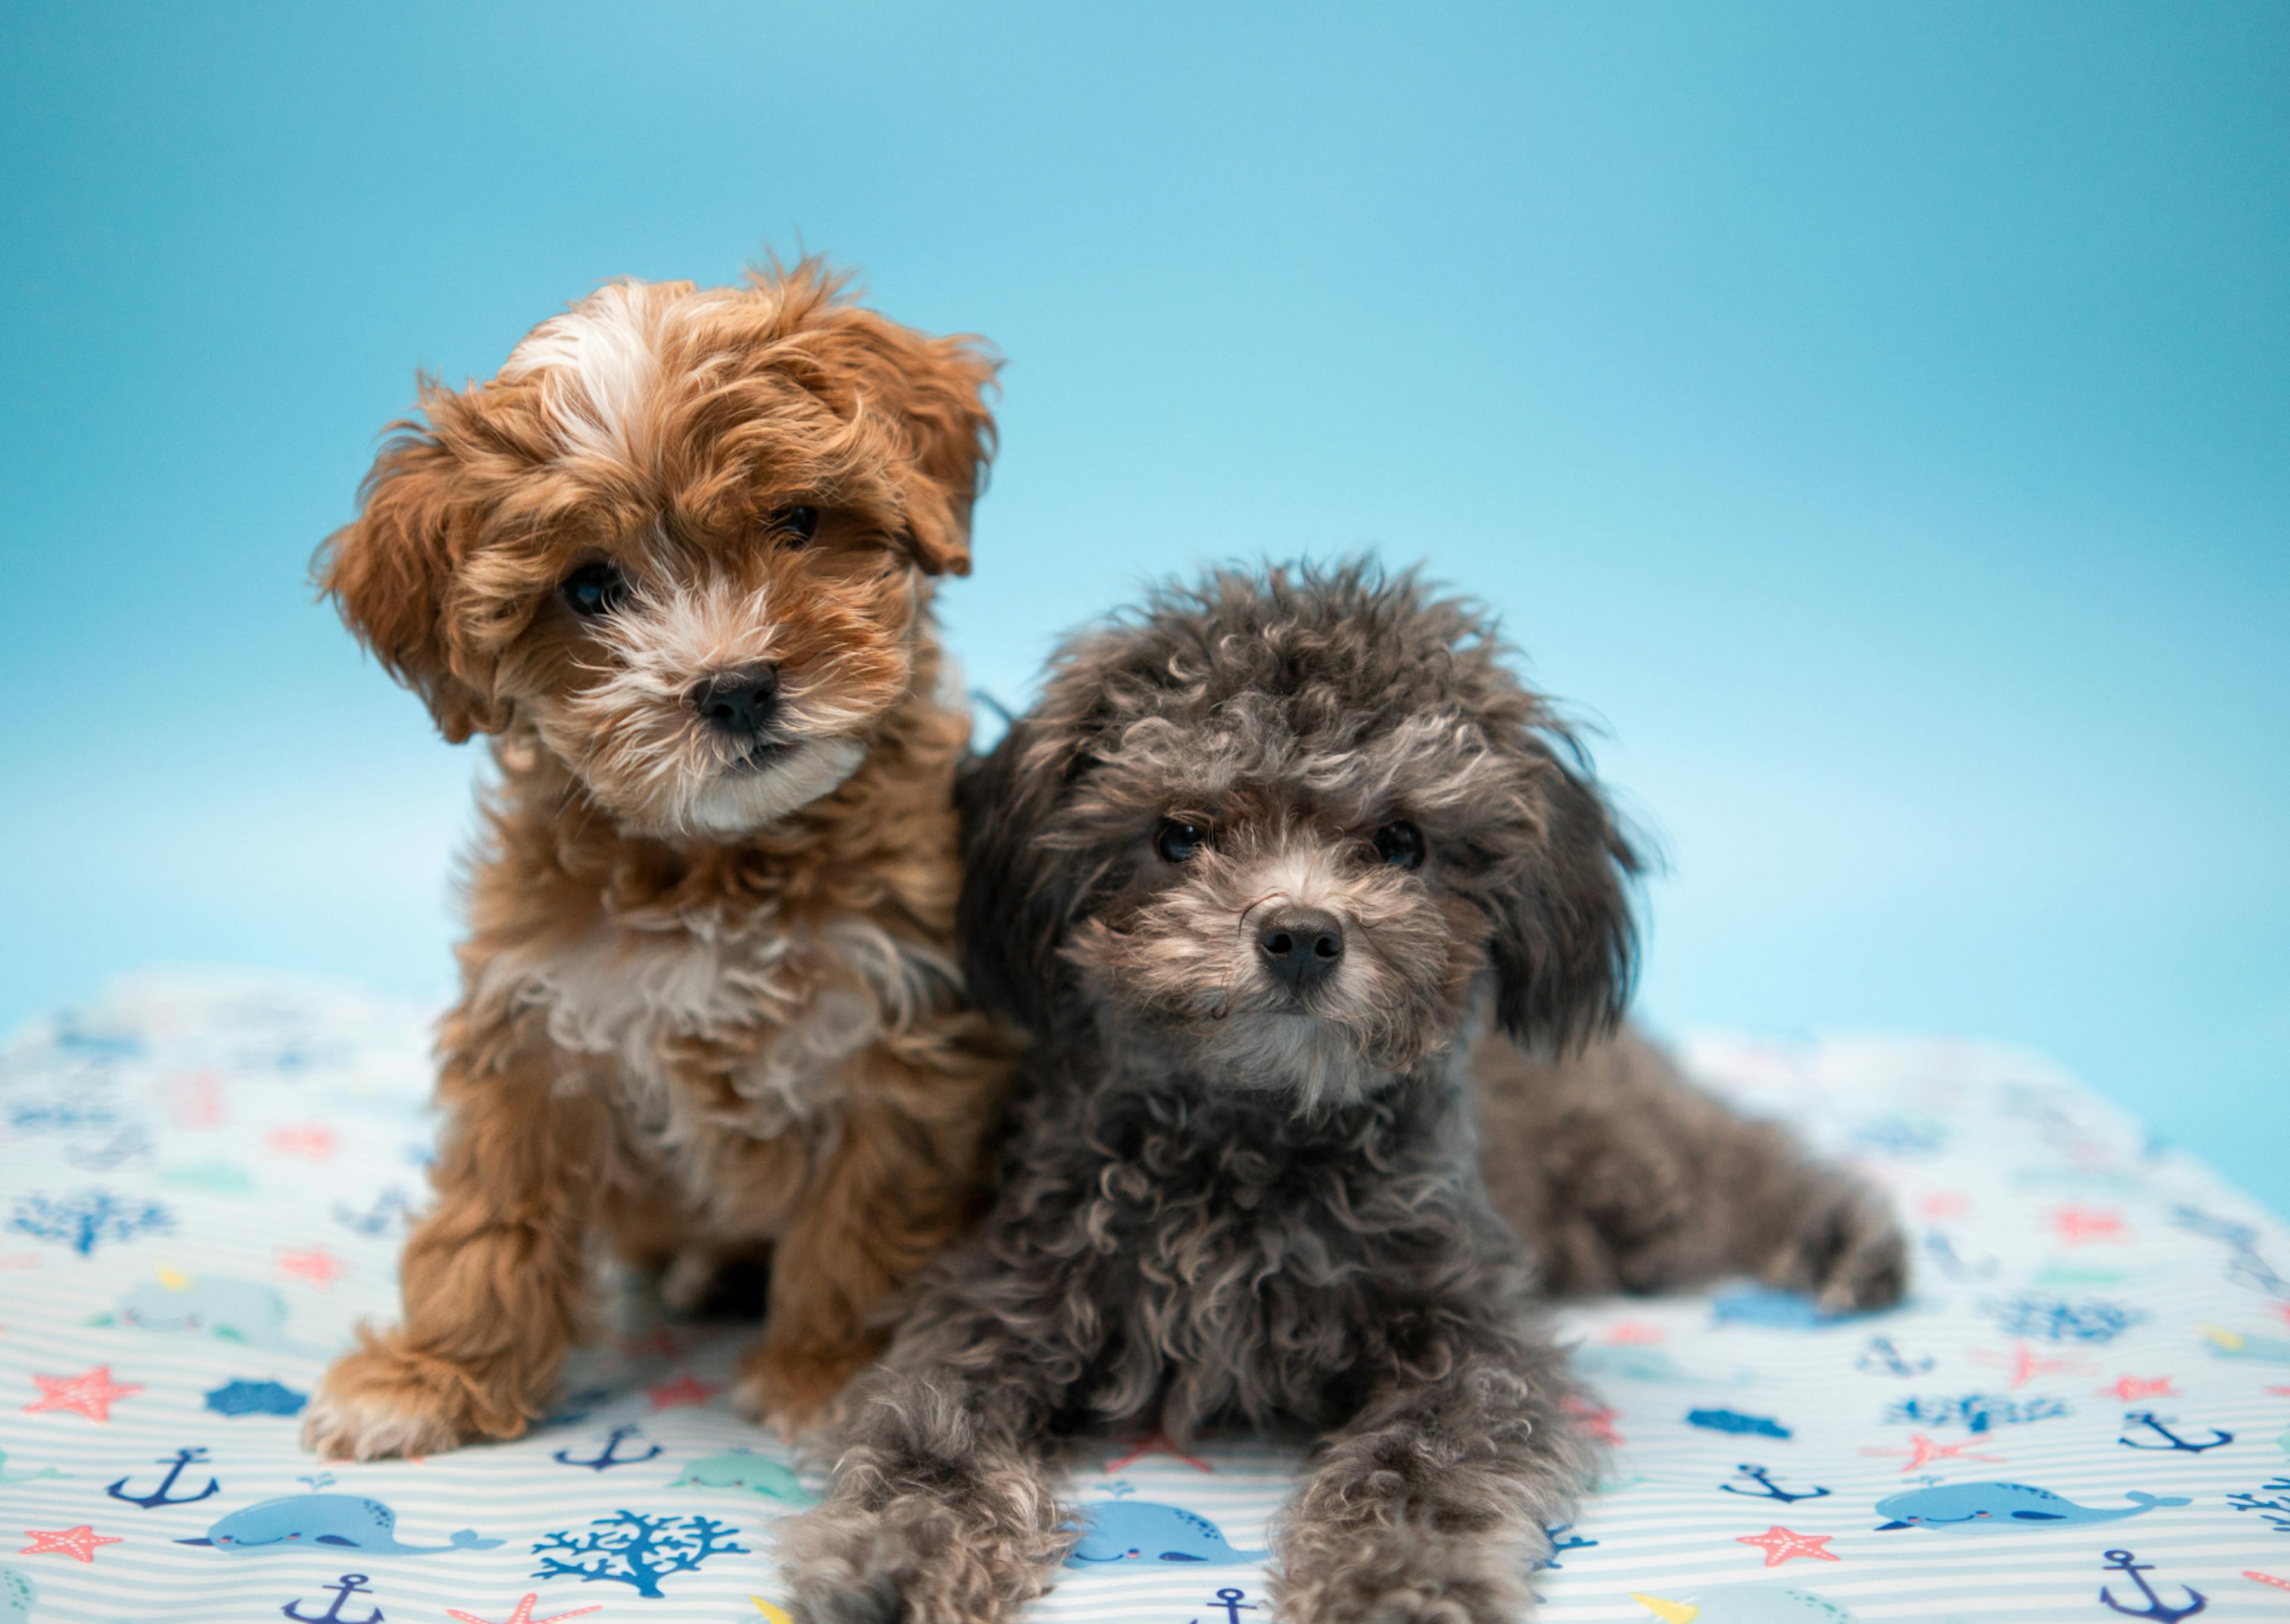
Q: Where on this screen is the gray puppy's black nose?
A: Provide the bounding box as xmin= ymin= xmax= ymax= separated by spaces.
xmin=1258 ymin=909 xmax=1345 ymax=991
xmin=690 ymin=666 xmax=781 ymax=738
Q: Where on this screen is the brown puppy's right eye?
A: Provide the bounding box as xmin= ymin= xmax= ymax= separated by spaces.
xmin=1155 ymin=819 xmax=1210 ymax=863
xmin=560 ymin=561 xmax=629 ymax=618
xmin=772 ymin=505 xmax=821 ymax=547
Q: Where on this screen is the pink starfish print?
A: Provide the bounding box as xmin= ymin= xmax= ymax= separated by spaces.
xmin=2102 ymin=1375 xmax=2176 ymax=1402
xmin=1103 ymin=1429 xmax=1212 ymax=1473
xmin=1735 ymin=1525 xmax=1839 ymax=1567
xmin=2049 ymin=1202 xmax=2125 ymax=1245
xmin=19 ymin=1524 xmax=123 ymax=1563
xmin=1969 ymin=1341 xmax=2090 ymax=1389
xmin=445 ymin=1595 xmax=603 ymax=1624
xmin=1602 ymin=1321 xmax=1667 ymax=1345
xmin=1562 ymin=1397 xmax=1623 ymax=1446
xmin=277 ymin=1246 xmax=344 ymax=1289
xmin=2246 ymin=1570 xmax=2290 ymax=1592
xmin=645 ymin=1374 xmax=717 ymax=1410
xmin=23 ymin=1366 xmax=141 ymax=1422
xmin=1918 ymin=1192 xmax=1970 ymax=1219
xmin=1860 ymin=1433 xmax=2007 ymax=1473
xmin=265 ymin=1123 xmax=338 ymax=1161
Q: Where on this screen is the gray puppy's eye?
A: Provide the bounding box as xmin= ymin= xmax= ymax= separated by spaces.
xmin=1155 ymin=818 xmax=1211 ymax=863
xmin=1372 ymin=820 xmax=1425 ymax=870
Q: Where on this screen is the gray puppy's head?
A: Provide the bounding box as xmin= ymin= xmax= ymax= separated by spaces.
xmin=960 ymin=560 xmax=1640 ymax=1111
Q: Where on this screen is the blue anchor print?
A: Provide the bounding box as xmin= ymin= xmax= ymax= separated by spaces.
xmin=106 ymin=1447 xmax=221 ymax=1510
xmin=331 ymin=1189 xmax=411 ymax=1238
xmin=1857 ymin=1335 xmax=1936 ymax=1376
xmin=2119 ymin=1412 xmax=2234 ymax=1453
xmin=1925 ymin=1231 xmax=2001 ymax=1283
xmin=281 ymin=1572 xmax=385 ymax=1624
xmin=1190 ymin=1587 xmax=1260 ymax=1624
xmin=1541 ymin=1523 xmax=1598 ymax=1567
xmin=1719 ymin=1462 xmax=1831 ymax=1504
xmin=2097 ymin=1547 xmax=2205 ymax=1620
xmin=552 ymin=1424 xmax=663 ymax=1472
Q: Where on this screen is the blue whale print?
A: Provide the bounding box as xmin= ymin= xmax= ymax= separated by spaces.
xmin=1066 ymin=1501 xmax=1265 ymax=1566
xmin=1873 ymin=1481 xmax=2189 ymax=1532
xmin=180 ymin=1493 xmax=503 ymax=1555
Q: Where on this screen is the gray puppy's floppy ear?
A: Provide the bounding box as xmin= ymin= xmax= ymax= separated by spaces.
xmin=957 ymin=718 xmax=1083 ymax=1033
xmin=1483 ymin=732 xmax=1641 ymax=1052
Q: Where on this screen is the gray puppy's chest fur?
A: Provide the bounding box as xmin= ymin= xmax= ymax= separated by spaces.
xmin=996 ymin=1042 xmax=1519 ymax=1437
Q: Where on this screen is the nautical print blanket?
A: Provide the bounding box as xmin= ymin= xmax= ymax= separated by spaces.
xmin=2 ymin=971 xmax=2286 ymax=1624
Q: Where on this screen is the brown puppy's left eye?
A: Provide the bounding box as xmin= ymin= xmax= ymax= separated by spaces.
xmin=772 ymin=505 xmax=821 ymax=546
xmin=1372 ymin=820 xmax=1425 ymax=870
xmin=560 ymin=560 xmax=630 ymax=618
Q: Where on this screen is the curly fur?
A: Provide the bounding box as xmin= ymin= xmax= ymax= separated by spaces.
xmin=786 ymin=560 xmax=1907 ymax=1623
xmin=299 ymin=262 xmax=1016 ymax=1462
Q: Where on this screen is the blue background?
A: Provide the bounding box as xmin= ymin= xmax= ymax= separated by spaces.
xmin=3 ymin=4 xmax=2283 ymax=1202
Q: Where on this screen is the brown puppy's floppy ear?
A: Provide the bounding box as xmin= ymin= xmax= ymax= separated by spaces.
xmin=957 ymin=718 xmax=1081 ymax=1033
xmin=1484 ymin=733 xmax=1642 ymax=1053
xmin=840 ymin=310 xmax=998 ymax=578
xmin=760 ymin=261 xmax=999 ymax=577
xmin=312 ymin=423 xmax=505 ymax=743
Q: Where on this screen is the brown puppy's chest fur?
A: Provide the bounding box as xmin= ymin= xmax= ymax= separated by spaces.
xmin=457 ymin=671 xmax=998 ymax=1244
xmin=476 ymin=876 xmax=954 ymax=1238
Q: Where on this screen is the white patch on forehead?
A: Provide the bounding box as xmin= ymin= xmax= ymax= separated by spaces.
xmin=502 ymin=279 xmax=673 ymax=470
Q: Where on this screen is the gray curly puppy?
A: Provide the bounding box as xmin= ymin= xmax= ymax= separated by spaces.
xmin=785 ymin=562 xmax=1906 ymax=1623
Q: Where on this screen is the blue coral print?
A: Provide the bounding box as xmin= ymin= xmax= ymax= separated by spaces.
xmin=9 ymin=1188 xmax=173 ymax=1255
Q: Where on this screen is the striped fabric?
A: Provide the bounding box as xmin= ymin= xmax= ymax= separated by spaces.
xmin=1 ymin=972 xmax=2282 ymax=1622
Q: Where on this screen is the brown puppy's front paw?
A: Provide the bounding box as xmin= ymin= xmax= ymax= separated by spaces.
xmin=298 ymin=1329 xmax=524 ymax=1461
xmin=1769 ymin=1179 xmax=1910 ymax=1313
xmin=734 ymin=1337 xmax=878 ymax=1437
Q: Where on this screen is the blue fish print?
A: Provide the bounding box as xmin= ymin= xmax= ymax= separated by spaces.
xmin=180 ymin=1493 xmax=503 ymax=1554
xmin=1065 ymin=1501 xmax=1265 ymax=1566
xmin=1874 ymin=1481 xmax=2188 ymax=1533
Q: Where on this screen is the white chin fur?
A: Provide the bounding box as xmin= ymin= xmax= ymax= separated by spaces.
xmin=680 ymin=738 xmax=867 ymax=835
xmin=1217 ymin=1011 xmax=1384 ymax=1113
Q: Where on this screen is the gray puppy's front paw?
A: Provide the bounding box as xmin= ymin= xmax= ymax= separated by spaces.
xmin=1273 ymin=1527 xmax=1537 ymax=1624
xmin=783 ymin=1485 xmax=1067 ymax=1624
xmin=1775 ymin=1177 xmax=1910 ymax=1312
xmin=781 ymin=1502 xmax=905 ymax=1624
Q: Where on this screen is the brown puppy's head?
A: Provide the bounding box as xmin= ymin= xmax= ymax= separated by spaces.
xmin=960 ymin=562 xmax=1639 ymax=1109
xmin=316 ymin=262 xmax=995 ymax=836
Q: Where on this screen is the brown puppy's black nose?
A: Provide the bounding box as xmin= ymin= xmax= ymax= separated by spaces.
xmin=1258 ymin=909 xmax=1345 ymax=991
xmin=690 ymin=666 xmax=781 ymax=738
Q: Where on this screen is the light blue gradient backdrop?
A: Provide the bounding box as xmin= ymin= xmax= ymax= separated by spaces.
xmin=3 ymin=5 xmax=2283 ymax=1200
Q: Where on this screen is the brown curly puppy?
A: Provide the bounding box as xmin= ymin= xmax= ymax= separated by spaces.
xmin=784 ymin=560 xmax=1904 ymax=1624
xmin=299 ymin=263 xmax=1013 ymax=1461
